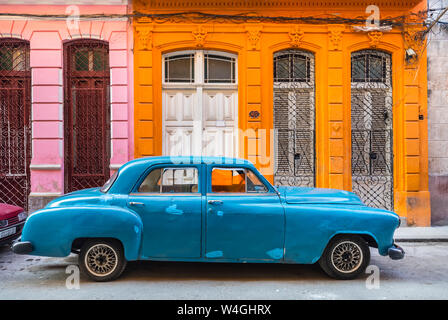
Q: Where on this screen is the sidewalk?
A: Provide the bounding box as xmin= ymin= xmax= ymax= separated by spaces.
xmin=394 ymin=226 xmax=448 ymax=242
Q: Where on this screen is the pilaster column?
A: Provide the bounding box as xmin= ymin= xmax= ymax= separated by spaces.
xmin=327 ymin=25 xmax=346 ymax=190
xmin=134 ymin=22 xmax=155 ymax=157
xmin=244 ymin=25 xmax=263 ymax=168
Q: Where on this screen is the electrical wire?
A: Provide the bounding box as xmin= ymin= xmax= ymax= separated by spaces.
xmin=0 ymin=9 xmax=434 ymax=28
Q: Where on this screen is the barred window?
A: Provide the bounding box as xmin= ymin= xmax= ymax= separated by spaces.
xmin=274 ymin=52 xmax=310 ymax=82
xmin=351 ymin=52 xmax=387 ymax=83
xmin=0 ymin=43 xmax=29 ymax=71
xmin=74 ymin=49 xmax=108 ymax=71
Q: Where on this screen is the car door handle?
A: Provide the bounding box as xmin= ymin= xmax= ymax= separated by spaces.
xmin=208 ymin=200 xmax=223 ymax=205
xmin=129 ymin=202 xmax=145 ymax=206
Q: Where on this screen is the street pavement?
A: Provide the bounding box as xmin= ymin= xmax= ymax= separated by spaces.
xmin=0 ymin=241 xmax=447 ymax=300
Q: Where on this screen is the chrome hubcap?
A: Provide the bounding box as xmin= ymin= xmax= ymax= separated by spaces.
xmin=331 ymin=241 xmax=363 ymax=273
xmin=85 ymin=244 xmax=118 ymax=277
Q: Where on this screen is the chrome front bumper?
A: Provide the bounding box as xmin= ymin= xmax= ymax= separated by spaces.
xmin=388 ymin=243 xmax=405 ymax=260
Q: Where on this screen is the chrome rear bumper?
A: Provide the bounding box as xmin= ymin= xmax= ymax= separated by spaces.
xmin=11 ymin=239 xmax=33 ymax=254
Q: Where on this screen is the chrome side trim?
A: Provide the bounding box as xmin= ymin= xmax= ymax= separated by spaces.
xmin=129 ymin=193 xmax=201 ymax=197
xmin=206 ymin=192 xmax=276 ymax=196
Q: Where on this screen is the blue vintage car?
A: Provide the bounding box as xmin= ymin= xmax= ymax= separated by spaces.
xmin=13 ymin=156 xmax=404 ymax=281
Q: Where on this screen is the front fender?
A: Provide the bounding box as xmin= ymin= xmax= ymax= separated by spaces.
xmin=284 ymin=204 xmax=399 ymax=264
xmin=21 ymin=206 xmax=143 ymax=261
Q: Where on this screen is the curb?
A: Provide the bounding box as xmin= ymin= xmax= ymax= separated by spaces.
xmin=395 ymin=238 xmax=448 ymax=242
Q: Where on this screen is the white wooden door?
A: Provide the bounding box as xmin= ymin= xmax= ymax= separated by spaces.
xmin=163 ymin=89 xmax=201 ymax=156
xmin=162 ymin=51 xmax=238 ymax=158
xmin=202 ymin=90 xmax=237 ymax=157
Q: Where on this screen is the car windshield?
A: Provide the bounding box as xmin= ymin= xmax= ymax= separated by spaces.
xmin=100 ymin=171 xmax=118 ymax=193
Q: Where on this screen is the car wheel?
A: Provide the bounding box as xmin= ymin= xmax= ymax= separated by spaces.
xmin=318 ymin=235 xmax=370 ymax=280
xmin=79 ymin=239 xmax=127 ymax=282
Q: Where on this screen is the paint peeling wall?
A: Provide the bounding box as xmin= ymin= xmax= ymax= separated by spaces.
xmin=427 ymin=0 xmax=448 ymax=225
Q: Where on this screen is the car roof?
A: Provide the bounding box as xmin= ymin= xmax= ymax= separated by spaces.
xmin=120 ymin=156 xmax=253 ymax=169
xmin=108 ymin=156 xmax=256 ymax=194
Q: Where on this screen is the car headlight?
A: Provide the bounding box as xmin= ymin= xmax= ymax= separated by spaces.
xmin=18 ymin=212 xmax=28 ymax=222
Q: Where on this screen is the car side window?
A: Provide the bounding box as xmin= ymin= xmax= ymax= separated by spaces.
xmin=211 ymin=168 xmax=246 ymax=193
xmin=246 ymin=169 xmax=268 ymax=193
xmin=138 ymin=167 xmax=199 ymax=193
xmin=211 ymin=168 xmax=268 ymax=193
xmin=138 ymin=168 xmax=162 ymax=192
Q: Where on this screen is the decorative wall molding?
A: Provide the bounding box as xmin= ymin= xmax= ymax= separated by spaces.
xmin=328 ymin=25 xmax=345 ymax=51
xmin=30 ymin=164 xmax=62 ymax=170
xmin=289 ymin=26 xmax=304 ymax=48
xmin=134 ymin=0 xmax=420 ymax=10
xmin=135 ymin=25 xmax=153 ymax=50
xmin=136 ymin=17 xmax=153 ymax=24
xmin=29 ymin=192 xmax=62 ymax=197
xmin=192 ymin=26 xmax=207 ymax=47
xmin=404 ymin=26 xmax=425 ymax=50
xmin=6 ymin=0 xmax=127 ymax=4
xmin=246 ymin=27 xmax=262 ymax=50
xmin=368 ymin=31 xmax=383 ymax=48
xmin=404 ymin=25 xmax=425 ymax=66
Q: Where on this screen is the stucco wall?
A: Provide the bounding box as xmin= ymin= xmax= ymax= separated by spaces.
xmin=428 ymin=0 xmax=448 ymax=225
xmin=0 ymin=4 xmax=133 ymax=211
xmin=132 ymin=0 xmax=431 ymax=225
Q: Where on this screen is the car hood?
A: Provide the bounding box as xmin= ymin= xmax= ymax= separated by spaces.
xmin=0 ymin=203 xmax=24 ymax=219
xmin=277 ymin=186 xmax=364 ymax=205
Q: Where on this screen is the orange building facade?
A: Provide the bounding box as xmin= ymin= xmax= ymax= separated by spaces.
xmin=132 ymin=0 xmax=431 ymax=226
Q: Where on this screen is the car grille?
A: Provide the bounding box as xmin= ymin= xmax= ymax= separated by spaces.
xmin=0 ymin=222 xmax=23 ymax=243
xmin=0 ymin=215 xmax=20 ymax=230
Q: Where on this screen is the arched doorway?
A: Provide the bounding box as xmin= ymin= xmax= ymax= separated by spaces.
xmin=273 ymin=49 xmax=316 ymax=187
xmin=0 ymin=38 xmax=31 ymax=209
xmin=351 ymin=49 xmax=393 ymax=210
xmin=63 ymin=40 xmax=110 ymax=193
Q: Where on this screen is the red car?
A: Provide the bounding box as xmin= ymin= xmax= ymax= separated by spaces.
xmin=0 ymin=203 xmax=27 ymax=246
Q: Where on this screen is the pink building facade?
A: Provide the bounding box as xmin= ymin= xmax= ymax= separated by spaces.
xmin=0 ymin=2 xmax=133 ymax=211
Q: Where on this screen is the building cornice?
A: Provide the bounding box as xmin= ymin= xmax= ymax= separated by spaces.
xmin=134 ymin=0 xmax=422 ymax=10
